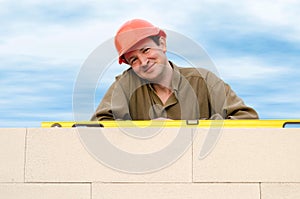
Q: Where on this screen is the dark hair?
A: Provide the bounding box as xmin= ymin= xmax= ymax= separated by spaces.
xmin=149 ymin=35 xmax=161 ymax=46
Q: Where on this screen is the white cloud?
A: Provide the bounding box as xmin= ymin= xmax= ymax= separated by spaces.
xmin=0 ymin=21 xmax=114 ymax=61
xmin=196 ymin=0 xmax=300 ymax=42
xmin=215 ymin=56 xmax=288 ymax=81
xmin=2 ymin=0 xmax=298 ymax=63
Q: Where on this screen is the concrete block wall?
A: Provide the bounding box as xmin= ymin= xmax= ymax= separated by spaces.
xmin=0 ymin=127 xmax=300 ymax=198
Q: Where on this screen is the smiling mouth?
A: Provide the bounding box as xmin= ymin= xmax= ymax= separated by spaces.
xmin=144 ymin=63 xmax=155 ymax=73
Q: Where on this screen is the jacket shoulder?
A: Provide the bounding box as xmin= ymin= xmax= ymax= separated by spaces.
xmin=178 ymin=67 xmax=212 ymax=79
xmin=115 ymin=67 xmax=138 ymax=81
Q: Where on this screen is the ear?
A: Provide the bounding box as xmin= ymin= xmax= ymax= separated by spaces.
xmin=159 ymin=37 xmax=167 ymax=52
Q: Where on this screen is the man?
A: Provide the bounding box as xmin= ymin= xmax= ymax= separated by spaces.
xmin=91 ymin=19 xmax=258 ymax=121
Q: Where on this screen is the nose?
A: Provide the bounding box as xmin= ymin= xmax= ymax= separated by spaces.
xmin=138 ymin=54 xmax=149 ymax=66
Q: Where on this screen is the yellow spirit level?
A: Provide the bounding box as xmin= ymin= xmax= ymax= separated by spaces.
xmin=41 ymin=120 xmax=300 ymax=128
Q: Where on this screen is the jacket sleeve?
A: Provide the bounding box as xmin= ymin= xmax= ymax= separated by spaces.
xmin=90 ymin=76 xmax=132 ymax=121
xmin=202 ymin=69 xmax=259 ymax=119
xmin=90 ymin=81 xmax=117 ymax=121
xmin=223 ymin=83 xmax=259 ymax=119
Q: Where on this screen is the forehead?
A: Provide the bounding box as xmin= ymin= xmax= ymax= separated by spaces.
xmin=124 ymin=37 xmax=156 ymax=58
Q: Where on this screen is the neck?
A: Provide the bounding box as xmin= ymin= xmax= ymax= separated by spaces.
xmin=151 ymin=62 xmax=173 ymax=104
xmin=152 ymin=84 xmax=173 ymax=105
xmin=152 ymin=61 xmax=173 ymax=89
xmin=152 ymin=84 xmax=172 ymax=94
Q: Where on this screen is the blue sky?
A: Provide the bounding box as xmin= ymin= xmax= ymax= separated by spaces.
xmin=1 ymin=0 xmax=300 ymax=127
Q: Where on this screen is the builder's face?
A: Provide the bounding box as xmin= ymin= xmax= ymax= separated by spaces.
xmin=124 ymin=37 xmax=168 ymax=82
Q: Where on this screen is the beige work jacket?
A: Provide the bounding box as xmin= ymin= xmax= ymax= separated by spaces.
xmin=91 ymin=62 xmax=258 ymax=121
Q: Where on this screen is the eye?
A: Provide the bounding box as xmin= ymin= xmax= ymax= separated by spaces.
xmin=142 ymin=48 xmax=150 ymax=54
xmin=129 ymin=57 xmax=138 ymax=65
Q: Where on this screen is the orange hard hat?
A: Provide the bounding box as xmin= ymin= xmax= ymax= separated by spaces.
xmin=114 ymin=19 xmax=166 ymax=64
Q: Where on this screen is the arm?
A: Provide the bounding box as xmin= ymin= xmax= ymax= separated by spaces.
xmin=199 ymin=68 xmax=259 ymax=119
xmin=91 ymin=75 xmax=132 ymax=121
xmin=223 ymin=83 xmax=259 ymax=119
xmin=90 ymin=81 xmax=117 ymax=121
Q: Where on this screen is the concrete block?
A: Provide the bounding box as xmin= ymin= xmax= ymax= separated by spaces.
xmin=92 ymin=183 xmax=260 ymax=199
xmin=25 ymin=128 xmax=192 ymax=182
xmin=193 ymin=128 xmax=300 ymax=182
xmin=0 ymin=183 xmax=90 ymax=199
xmin=261 ymin=183 xmax=300 ymax=199
xmin=0 ymin=128 xmax=26 ymax=182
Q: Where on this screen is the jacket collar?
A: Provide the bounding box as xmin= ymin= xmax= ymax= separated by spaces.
xmin=169 ymin=61 xmax=181 ymax=98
